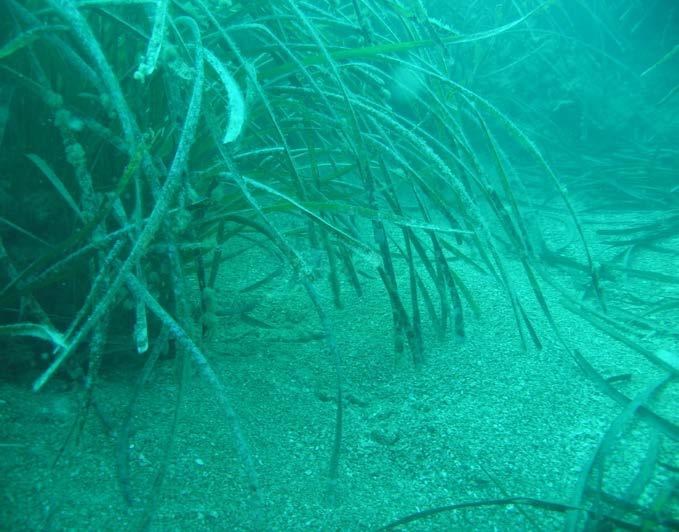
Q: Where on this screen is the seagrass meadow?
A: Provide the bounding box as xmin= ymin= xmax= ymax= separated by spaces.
xmin=0 ymin=0 xmax=677 ymax=529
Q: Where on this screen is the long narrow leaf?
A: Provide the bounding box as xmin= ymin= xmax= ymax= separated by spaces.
xmin=0 ymin=322 xmax=65 ymax=348
xmin=26 ymin=153 xmax=83 ymax=220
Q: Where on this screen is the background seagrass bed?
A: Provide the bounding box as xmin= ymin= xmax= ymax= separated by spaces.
xmin=0 ymin=0 xmax=677 ymax=529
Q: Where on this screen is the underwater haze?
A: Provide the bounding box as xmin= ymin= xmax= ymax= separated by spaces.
xmin=0 ymin=0 xmax=677 ymax=530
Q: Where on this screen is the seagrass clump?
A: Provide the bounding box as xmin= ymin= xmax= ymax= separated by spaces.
xmin=3 ymin=1 xmax=653 ymax=528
